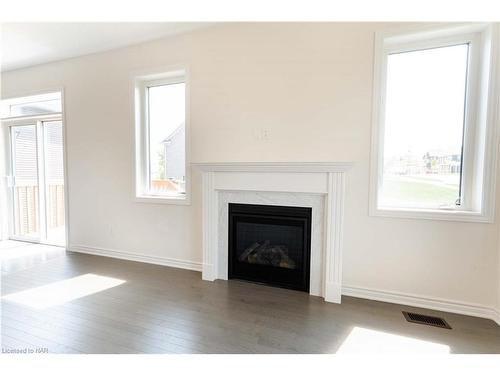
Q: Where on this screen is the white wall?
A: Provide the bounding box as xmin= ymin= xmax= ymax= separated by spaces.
xmin=1 ymin=22 xmax=499 ymax=316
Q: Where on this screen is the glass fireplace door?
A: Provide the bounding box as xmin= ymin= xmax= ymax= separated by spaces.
xmin=228 ymin=203 xmax=312 ymax=292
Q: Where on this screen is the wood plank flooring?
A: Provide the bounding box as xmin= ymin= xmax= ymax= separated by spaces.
xmin=1 ymin=241 xmax=499 ymax=354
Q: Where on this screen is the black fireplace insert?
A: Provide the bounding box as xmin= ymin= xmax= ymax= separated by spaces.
xmin=228 ymin=203 xmax=312 ymax=292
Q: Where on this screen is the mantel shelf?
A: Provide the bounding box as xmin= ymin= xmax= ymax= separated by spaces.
xmin=192 ymin=162 xmax=353 ymax=173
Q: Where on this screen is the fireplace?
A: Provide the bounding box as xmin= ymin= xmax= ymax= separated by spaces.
xmin=197 ymin=162 xmax=350 ymax=302
xmin=228 ymin=203 xmax=312 ymax=292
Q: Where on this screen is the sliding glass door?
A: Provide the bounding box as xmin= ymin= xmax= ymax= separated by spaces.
xmin=43 ymin=121 xmax=65 ymax=245
xmin=9 ymin=120 xmax=65 ymax=246
xmin=11 ymin=124 xmax=40 ymax=240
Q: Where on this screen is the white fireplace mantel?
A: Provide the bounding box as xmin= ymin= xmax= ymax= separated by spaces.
xmin=194 ymin=162 xmax=352 ymax=303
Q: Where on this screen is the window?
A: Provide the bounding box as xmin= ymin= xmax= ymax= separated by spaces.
xmin=134 ymin=69 xmax=189 ymax=204
xmin=1 ymin=92 xmax=62 ymax=118
xmin=370 ymin=24 xmax=499 ymax=222
xmin=381 ymin=44 xmax=468 ymax=210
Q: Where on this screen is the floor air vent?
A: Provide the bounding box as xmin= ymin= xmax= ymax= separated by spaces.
xmin=402 ymin=311 xmax=451 ymax=329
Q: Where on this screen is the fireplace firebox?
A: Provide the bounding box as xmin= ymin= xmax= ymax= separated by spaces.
xmin=228 ymin=203 xmax=312 ymax=292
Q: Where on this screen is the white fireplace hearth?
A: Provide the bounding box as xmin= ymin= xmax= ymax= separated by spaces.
xmin=194 ymin=162 xmax=351 ymax=303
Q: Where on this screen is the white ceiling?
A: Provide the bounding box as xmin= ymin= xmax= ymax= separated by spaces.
xmin=1 ymin=22 xmax=212 ymax=72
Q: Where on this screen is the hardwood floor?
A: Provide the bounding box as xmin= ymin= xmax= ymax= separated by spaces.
xmin=1 ymin=240 xmax=65 ymax=275
xmin=1 ymin=241 xmax=499 ymax=354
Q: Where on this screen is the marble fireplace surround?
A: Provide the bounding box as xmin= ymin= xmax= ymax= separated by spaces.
xmin=194 ymin=162 xmax=351 ymax=303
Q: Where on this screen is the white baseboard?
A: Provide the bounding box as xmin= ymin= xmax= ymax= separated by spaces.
xmin=69 ymin=244 xmax=203 ymax=272
xmin=343 ymin=285 xmax=500 ymax=326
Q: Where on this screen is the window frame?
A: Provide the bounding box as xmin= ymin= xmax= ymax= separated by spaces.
xmin=369 ymin=23 xmax=499 ymax=222
xmin=1 ymin=91 xmax=62 ymax=119
xmin=132 ymin=67 xmax=190 ymax=205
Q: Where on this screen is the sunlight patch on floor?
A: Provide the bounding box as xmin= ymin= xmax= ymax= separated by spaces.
xmin=2 ymin=273 xmax=126 ymax=309
xmin=336 ymin=327 xmax=450 ymax=354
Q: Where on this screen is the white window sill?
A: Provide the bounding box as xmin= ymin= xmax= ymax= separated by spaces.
xmin=369 ymin=206 xmax=493 ymax=223
xmin=135 ymin=194 xmax=190 ymax=206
